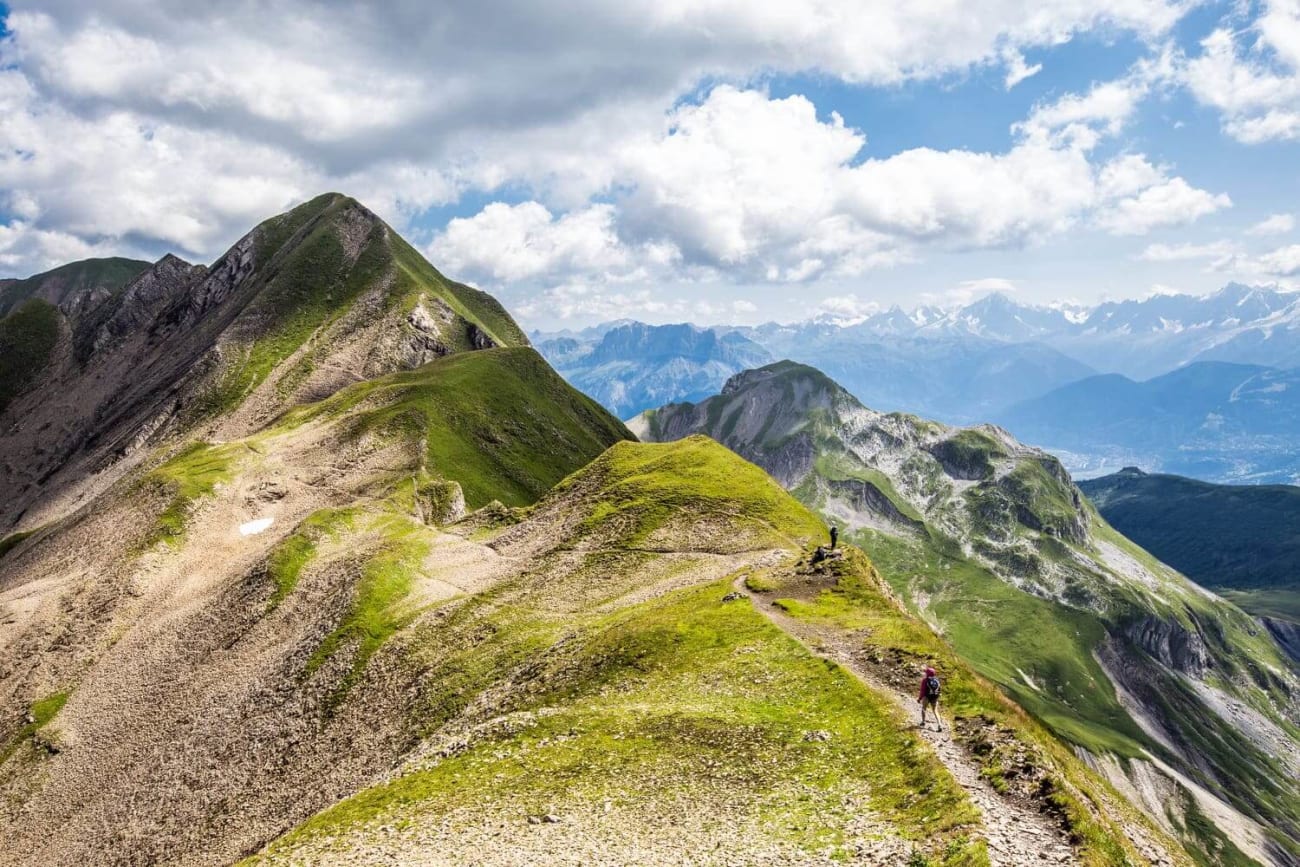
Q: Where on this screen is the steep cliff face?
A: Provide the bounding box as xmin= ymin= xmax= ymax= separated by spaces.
xmin=634 ymin=360 xmax=1300 ymax=866
xmin=0 ymin=194 xmax=529 ymax=533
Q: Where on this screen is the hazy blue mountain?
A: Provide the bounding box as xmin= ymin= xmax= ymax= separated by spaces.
xmin=536 ymin=321 xmax=773 ymax=418
xmin=997 ymin=361 xmax=1300 ymax=483
xmin=730 ymin=323 xmax=1097 ymax=424
xmin=1080 ymin=467 xmax=1300 ymax=626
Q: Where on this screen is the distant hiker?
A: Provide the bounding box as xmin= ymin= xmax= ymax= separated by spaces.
xmin=829 ymin=525 xmax=838 ymax=549
xmin=918 ymin=666 xmax=942 ymax=730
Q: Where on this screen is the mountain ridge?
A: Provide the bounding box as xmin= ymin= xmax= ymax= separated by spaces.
xmin=633 ymin=360 xmax=1300 ymax=866
xmin=0 ymin=193 xmax=530 ymax=534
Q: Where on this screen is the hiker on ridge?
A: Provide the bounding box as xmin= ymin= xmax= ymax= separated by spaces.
xmin=829 ymin=525 xmax=838 ymax=549
xmin=918 ymin=666 xmax=942 ymax=730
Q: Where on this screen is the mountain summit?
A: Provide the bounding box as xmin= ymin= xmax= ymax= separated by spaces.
xmin=0 ymin=193 xmax=527 ymax=532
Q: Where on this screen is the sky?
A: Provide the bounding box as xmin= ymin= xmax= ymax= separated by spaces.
xmin=3 ymin=1 xmax=1300 ymax=329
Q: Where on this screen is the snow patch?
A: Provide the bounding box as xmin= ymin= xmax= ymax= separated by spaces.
xmin=240 ymin=517 xmax=273 ymax=536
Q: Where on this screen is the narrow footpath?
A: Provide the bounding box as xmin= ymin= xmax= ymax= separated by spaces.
xmin=734 ymin=576 xmax=1079 ymax=866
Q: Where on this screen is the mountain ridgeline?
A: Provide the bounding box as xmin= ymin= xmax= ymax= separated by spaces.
xmin=997 ymin=363 xmax=1300 ymax=483
xmin=634 ymin=361 xmax=1300 ymax=866
xmin=0 ymin=193 xmax=527 ymax=532
xmin=536 ymin=321 xmax=773 ymax=418
xmin=536 ymin=286 xmax=1300 ymax=485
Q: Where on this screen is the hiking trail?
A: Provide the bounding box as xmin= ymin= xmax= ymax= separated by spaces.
xmin=734 ymin=576 xmax=1081 ymax=866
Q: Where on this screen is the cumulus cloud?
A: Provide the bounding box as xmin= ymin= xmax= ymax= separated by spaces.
xmin=0 ymin=0 xmax=1200 ymax=277
xmin=1003 ymin=50 xmax=1043 ymax=89
xmin=1255 ymin=243 xmax=1300 ymax=277
xmin=432 ymin=83 xmax=1228 ymax=309
xmin=1247 ymin=213 xmax=1296 ymax=235
xmin=1181 ymin=1 xmax=1300 ymax=144
xmin=818 ymin=293 xmax=882 ymax=323
xmin=428 ymin=202 xmax=678 ymax=285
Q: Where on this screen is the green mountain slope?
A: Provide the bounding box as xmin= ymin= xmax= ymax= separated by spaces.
xmin=245 ymin=438 xmax=1175 ymax=867
xmin=1079 ymin=468 xmax=1300 ymax=626
xmin=0 ymin=194 xmax=532 ymax=534
xmin=633 ymin=361 xmax=1300 ymax=867
xmin=0 ymin=256 xmax=150 ymax=318
xmin=0 ymin=299 xmax=61 ymax=414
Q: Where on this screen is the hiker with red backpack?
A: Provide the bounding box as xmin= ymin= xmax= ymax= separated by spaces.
xmin=918 ymin=666 xmax=942 ymax=731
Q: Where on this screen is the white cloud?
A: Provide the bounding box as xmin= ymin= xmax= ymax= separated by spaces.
xmin=1094 ymin=177 xmax=1232 ymax=235
xmin=818 ymin=293 xmax=881 ymax=323
xmin=1256 ymin=243 xmax=1300 ymax=276
xmin=431 ymin=85 xmax=1228 ymax=308
xmin=428 ymin=201 xmax=677 ymax=285
xmin=0 ymin=0 xmax=1199 ymax=277
xmin=960 ymin=277 xmax=1019 ymax=293
xmin=1181 ymin=3 xmax=1300 ymax=143
xmin=1003 ymin=50 xmax=1043 ymax=89
xmin=1247 ymin=213 xmax=1296 ymax=235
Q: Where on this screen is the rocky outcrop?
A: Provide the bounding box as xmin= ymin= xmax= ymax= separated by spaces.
xmin=823 ymin=477 xmax=924 ymax=533
xmin=1122 ymin=615 xmax=1211 ymax=676
xmin=1263 ymin=617 xmax=1300 ymax=665
xmin=927 ymin=436 xmax=997 ymax=481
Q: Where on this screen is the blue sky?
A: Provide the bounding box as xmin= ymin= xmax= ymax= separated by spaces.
xmin=3 ymin=1 xmax=1300 ymax=327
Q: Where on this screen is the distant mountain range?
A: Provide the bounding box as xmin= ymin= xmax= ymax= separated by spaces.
xmin=534 ymin=321 xmax=772 ymax=417
xmin=838 ymin=284 xmax=1300 ymax=379
xmin=1080 ymin=468 xmax=1300 ymax=626
xmin=997 ymin=362 xmax=1300 ymax=483
xmin=537 ymin=284 xmax=1300 ymax=484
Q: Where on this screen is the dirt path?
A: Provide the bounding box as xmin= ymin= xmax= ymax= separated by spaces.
xmin=734 ymin=577 xmax=1079 ymax=866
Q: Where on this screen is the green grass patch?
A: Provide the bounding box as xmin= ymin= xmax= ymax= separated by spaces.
xmin=0 ymin=298 xmax=61 ymax=413
xmin=567 ymin=437 xmax=826 ymax=550
xmin=305 ymin=513 xmax=432 ymax=702
xmin=0 ymin=690 xmax=70 ymax=764
xmin=139 ymin=442 xmax=240 ymax=549
xmin=1219 ymin=588 xmax=1300 ymax=623
xmin=283 ymin=347 xmax=631 ymax=509
xmin=853 ymin=530 xmax=1148 ymax=759
xmin=264 ymin=508 xmax=357 ymax=613
xmin=766 ymin=547 xmax=1165 ymax=867
xmin=813 ymin=452 xmax=925 ymax=523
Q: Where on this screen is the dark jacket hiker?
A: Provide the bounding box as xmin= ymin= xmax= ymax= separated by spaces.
xmin=917 ymin=667 xmax=942 ymax=730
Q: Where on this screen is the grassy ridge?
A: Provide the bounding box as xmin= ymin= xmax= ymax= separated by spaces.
xmin=565 ymin=437 xmax=827 ymax=550
xmin=0 ymin=257 xmax=149 ymax=317
xmin=250 ymin=577 xmax=985 ymax=865
xmin=285 ymin=347 xmax=632 ymax=508
xmin=1080 ymin=469 xmax=1300 ymax=620
xmin=202 ymin=193 xmax=531 ymax=418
